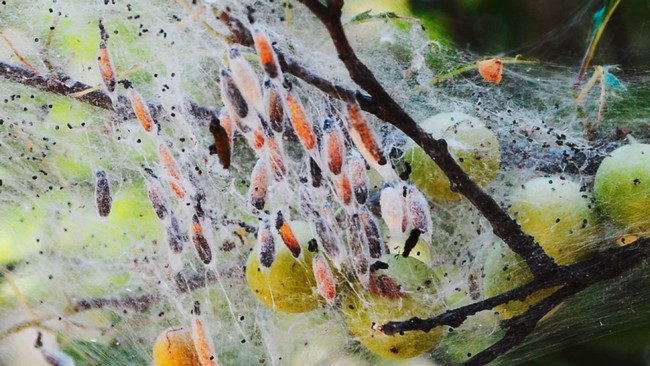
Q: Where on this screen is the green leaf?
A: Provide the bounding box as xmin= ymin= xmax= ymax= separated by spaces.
xmin=349 ymin=10 xmax=372 ymax=23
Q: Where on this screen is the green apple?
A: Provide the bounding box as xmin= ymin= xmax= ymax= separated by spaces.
xmin=284 ymin=312 xmax=352 ymax=366
xmin=245 ymin=221 xmax=324 ymax=313
xmin=386 ymin=237 xmax=432 ymax=265
xmin=594 ymin=143 xmax=650 ymax=235
xmin=483 ymin=243 xmax=560 ymax=320
xmin=342 ymin=256 xmax=443 ymax=359
xmin=436 ymin=310 xmax=502 ymax=364
xmin=429 ymin=263 xmax=474 ymax=309
xmin=485 ymin=177 xmax=598 ymax=319
xmin=509 ymin=176 xmax=599 ymax=265
xmin=404 ymin=112 xmax=500 ymax=200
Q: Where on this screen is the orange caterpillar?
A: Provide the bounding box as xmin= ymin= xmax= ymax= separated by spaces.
xmin=334 ymin=173 xmax=352 ymax=206
xmin=257 ymin=221 xmax=275 ymax=269
xmin=209 ymin=114 xmax=232 ymax=169
xmin=128 ymin=89 xmax=154 ymax=132
xmin=248 ymin=159 xmax=268 ymax=211
xmin=349 ymin=152 xmax=369 ymax=205
xmin=143 ymin=168 xmax=169 ymax=220
xmin=346 ymin=104 xmax=385 ymax=166
xmin=323 ymin=117 xmax=344 ymax=176
xmin=191 ymin=214 xmax=212 ymax=265
xmin=192 ymin=302 xmax=219 ymax=366
xmin=229 ymin=46 xmax=264 ymax=113
xmin=98 ymin=41 xmax=116 ymax=93
xmin=313 ymin=253 xmax=336 ymax=302
xmin=158 ymin=144 xmax=186 ymax=199
xmin=265 ymin=134 xmax=286 ymax=180
xmin=252 ymin=26 xmax=282 ymax=82
xmin=379 ymin=184 xmax=408 ymax=240
xmin=286 ymin=94 xmax=316 ymax=151
xmin=406 ymin=185 xmax=432 ymax=236
xmin=252 ymin=127 xmax=265 ymax=151
xmin=265 ymin=82 xmax=285 ymax=133
xmin=275 ymin=211 xmax=301 ymax=258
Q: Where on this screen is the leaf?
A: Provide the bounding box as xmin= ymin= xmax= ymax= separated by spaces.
xmin=592 ymin=6 xmax=606 ymax=31
xmin=349 ymin=10 xmax=372 ymax=23
xmin=348 ymin=10 xmax=405 ymax=25
xmin=604 ymin=69 xmax=627 ymax=92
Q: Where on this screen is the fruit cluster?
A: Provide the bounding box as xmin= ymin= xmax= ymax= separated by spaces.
xmin=1 ymin=2 xmax=648 ymax=365
xmin=239 ymin=104 xmax=650 ymax=362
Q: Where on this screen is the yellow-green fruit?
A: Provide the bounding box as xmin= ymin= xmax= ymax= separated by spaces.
xmin=485 ymin=177 xmax=597 ymax=319
xmin=386 ymin=238 xmax=432 ymax=264
xmin=404 ymin=112 xmax=500 ymax=200
xmin=246 ymin=221 xmax=323 ymax=313
xmin=342 ymin=256 xmax=443 ymax=359
xmin=594 ymin=143 xmax=650 ymax=235
xmin=436 ymin=310 xmax=501 ymax=364
xmin=152 ymin=327 xmax=199 ymax=366
xmin=484 ymin=245 xmax=560 ymax=320
xmin=509 ymin=176 xmax=599 ymax=265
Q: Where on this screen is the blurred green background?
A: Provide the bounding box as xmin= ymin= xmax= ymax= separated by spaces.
xmin=410 ymin=0 xmax=650 ymax=70
xmin=403 ymin=1 xmax=650 ymax=365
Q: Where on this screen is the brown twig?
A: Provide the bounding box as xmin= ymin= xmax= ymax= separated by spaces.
xmin=1 ymin=33 xmax=38 ymax=73
xmin=73 ymin=293 xmax=160 ymax=313
xmin=381 ymin=238 xmax=650 ymax=365
xmin=70 ymin=266 xmax=245 ymax=314
xmin=0 ymin=61 xmax=219 ymax=124
xmin=466 ymin=285 xmax=579 ymax=366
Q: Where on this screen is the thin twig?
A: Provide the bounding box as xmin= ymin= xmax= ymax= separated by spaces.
xmin=466 ymin=285 xmax=580 ymax=366
xmin=0 ymin=61 xmax=219 ymax=124
xmin=73 ymin=293 xmax=161 ymax=313
xmin=382 ymin=238 xmax=650 ymax=365
xmin=430 ymin=56 xmax=538 ymax=85
xmin=0 ymin=318 xmax=58 ymax=342
xmin=383 ymin=238 xmax=650 ymax=335
xmin=574 ymin=0 xmax=622 ymax=88
xmin=1 ymin=33 xmax=38 ymax=73
xmin=69 ymin=266 xmax=245 ymax=314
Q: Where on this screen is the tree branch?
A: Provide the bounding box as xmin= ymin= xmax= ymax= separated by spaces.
xmin=466 ymin=285 xmax=580 ymax=366
xmin=382 ymin=238 xmax=650 ymax=365
xmin=70 ymin=266 xmax=244 ymax=314
xmin=294 ymin=0 xmax=556 ymax=276
xmin=382 ymin=277 xmax=554 ymax=335
xmin=0 ymin=61 xmax=218 ymax=124
xmin=73 ymin=293 xmax=160 ymax=313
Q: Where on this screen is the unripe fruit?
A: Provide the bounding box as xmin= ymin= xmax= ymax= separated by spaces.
xmin=509 ymin=176 xmax=599 ymax=265
xmin=404 ymin=112 xmax=500 ymax=200
xmin=484 ymin=244 xmax=560 ymax=320
xmin=342 ymin=256 xmax=443 ymax=359
xmin=152 ymin=327 xmax=200 ymax=366
xmin=594 ymin=143 xmax=650 ymax=235
xmin=485 ymin=177 xmax=598 ymax=319
xmin=245 ymin=221 xmax=324 ymax=313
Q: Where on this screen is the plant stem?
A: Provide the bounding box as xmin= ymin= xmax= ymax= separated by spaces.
xmin=575 ymin=0 xmax=622 ymax=88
